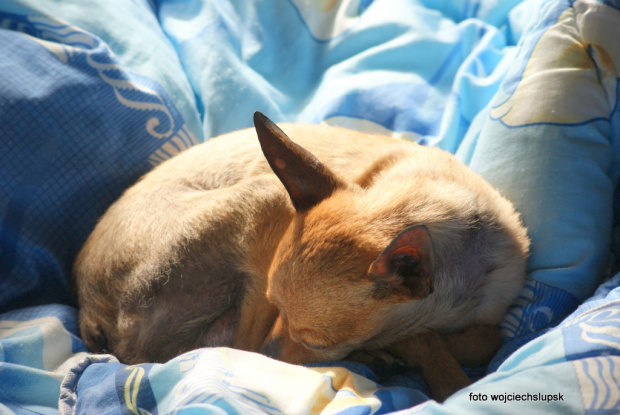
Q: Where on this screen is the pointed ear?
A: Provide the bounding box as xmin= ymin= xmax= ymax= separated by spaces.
xmin=369 ymin=225 xmax=435 ymax=300
xmin=254 ymin=112 xmax=347 ymax=212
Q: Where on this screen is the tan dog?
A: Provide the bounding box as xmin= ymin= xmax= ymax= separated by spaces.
xmin=73 ymin=112 xmax=529 ymax=401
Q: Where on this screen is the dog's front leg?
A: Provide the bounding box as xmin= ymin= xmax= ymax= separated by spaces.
xmin=390 ymin=331 xmax=472 ymax=402
xmin=440 ymin=324 xmax=502 ymax=367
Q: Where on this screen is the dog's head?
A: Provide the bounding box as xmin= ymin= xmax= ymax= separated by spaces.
xmin=253 ymin=112 xmax=435 ymax=364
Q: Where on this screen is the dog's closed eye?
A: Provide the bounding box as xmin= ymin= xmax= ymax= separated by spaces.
xmin=300 ymin=340 xmax=327 ymax=351
xmin=295 ymin=329 xmax=336 ymax=351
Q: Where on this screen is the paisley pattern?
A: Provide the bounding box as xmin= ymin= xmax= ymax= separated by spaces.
xmin=490 ymin=1 xmax=620 ymax=127
xmin=25 ymin=14 xmax=198 ymax=150
xmin=573 ymin=357 xmax=620 ymax=412
xmin=560 ymin=290 xmax=620 ymax=414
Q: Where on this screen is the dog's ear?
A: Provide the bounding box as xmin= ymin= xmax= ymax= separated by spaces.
xmin=369 ymin=225 xmax=434 ymax=300
xmin=254 ymin=112 xmax=347 ymax=212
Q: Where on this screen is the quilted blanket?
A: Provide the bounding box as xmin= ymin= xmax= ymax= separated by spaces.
xmin=1 ymin=0 xmax=619 ymax=413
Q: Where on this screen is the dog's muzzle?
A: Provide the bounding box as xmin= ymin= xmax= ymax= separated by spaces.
xmin=258 ymin=314 xmax=317 ymax=365
xmin=259 ymin=336 xmax=281 ymax=359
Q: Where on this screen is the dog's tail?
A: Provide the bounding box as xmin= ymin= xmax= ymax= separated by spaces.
xmin=78 ymin=309 xmax=111 ymax=354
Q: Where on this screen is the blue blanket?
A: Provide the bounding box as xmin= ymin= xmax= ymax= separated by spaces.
xmin=1 ymin=0 xmax=619 ymax=413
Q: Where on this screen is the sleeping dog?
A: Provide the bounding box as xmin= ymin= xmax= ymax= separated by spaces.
xmin=73 ymin=112 xmax=529 ymax=401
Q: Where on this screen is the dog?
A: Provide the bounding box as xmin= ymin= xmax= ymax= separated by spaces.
xmin=73 ymin=112 xmax=529 ymax=401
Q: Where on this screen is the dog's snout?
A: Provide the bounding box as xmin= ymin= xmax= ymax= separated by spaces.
xmin=259 ymin=337 xmax=281 ymax=359
xmin=258 ymin=313 xmax=320 ymax=364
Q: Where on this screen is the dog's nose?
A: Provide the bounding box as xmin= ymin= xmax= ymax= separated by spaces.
xmin=259 ymin=337 xmax=281 ymax=359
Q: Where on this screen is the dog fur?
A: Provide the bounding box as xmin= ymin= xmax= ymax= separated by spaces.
xmin=73 ymin=112 xmax=529 ymax=401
